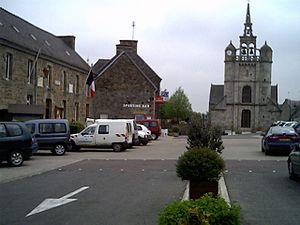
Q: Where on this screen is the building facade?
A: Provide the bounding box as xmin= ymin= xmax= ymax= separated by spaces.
xmin=92 ymin=40 xmax=162 ymax=120
xmin=0 ymin=8 xmax=92 ymax=123
xmin=209 ymin=4 xmax=282 ymax=132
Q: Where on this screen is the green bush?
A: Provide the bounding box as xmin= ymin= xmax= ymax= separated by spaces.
xmin=69 ymin=121 xmax=85 ymax=134
xmin=158 ymin=193 xmax=240 ymax=225
xmin=172 ymin=127 xmax=180 ymax=133
xmin=176 ymin=147 xmax=225 ymax=181
xmin=187 ymin=113 xmax=224 ymax=153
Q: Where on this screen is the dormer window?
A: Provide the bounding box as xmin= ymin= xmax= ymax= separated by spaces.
xmin=13 ymin=26 xmax=20 ymax=32
xmin=30 ymin=34 xmax=37 ymax=40
xmin=45 ymin=40 xmax=51 ymax=46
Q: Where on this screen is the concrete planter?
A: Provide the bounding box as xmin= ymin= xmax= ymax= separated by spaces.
xmin=189 ymin=180 xmax=219 ymax=199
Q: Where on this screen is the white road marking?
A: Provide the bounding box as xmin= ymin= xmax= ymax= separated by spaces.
xmin=26 ymin=186 xmax=89 ymax=217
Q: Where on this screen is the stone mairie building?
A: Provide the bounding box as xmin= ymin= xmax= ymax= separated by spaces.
xmin=0 ymin=8 xmax=162 ymax=123
xmin=0 ymin=8 xmax=92 ymax=123
xmin=209 ymin=3 xmax=293 ymax=132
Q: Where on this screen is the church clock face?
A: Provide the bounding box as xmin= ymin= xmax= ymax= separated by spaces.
xmin=226 ymin=50 xmax=232 ymax=56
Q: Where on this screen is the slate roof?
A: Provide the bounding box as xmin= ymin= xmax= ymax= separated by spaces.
xmin=94 ymin=52 xmax=158 ymax=90
xmin=209 ymin=84 xmax=224 ymax=105
xmin=93 ymin=46 xmax=162 ymax=91
xmin=0 ymin=7 xmax=89 ymax=72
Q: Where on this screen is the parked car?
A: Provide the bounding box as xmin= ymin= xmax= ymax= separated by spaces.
xmin=25 ymin=119 xmax=71 ymax=156
xmin=288 ymin=144 xmax=300 ymax=179
xmin=137 ymin=124 xmax=152 ymax=138
xmin=89 ymin=118 xmax=139 ymax=146
xmin=137 ymin=130 xmax=149 ymax=146
xmin=71 ymin=119 xmax=133 ymax=152
xmin=283 ymin=121 xmax=298 ymax=127
xmin=137 ymin=119 xmax=161 ymax=140
xmin=261 ymin=126 xmax=300 ymax=155
xmin=0 ymin=122 xmax=37 ymax=166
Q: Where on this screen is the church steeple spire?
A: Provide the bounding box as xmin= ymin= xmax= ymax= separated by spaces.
xmin=243 ymin=3 xmax=253 ymax=37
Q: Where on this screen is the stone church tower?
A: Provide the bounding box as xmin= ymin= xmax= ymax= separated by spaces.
xmin=209 ymin=3 xmax=280 ymax=132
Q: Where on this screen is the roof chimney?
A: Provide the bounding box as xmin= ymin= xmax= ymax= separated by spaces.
xmin=58 ymin=35 xmax=76 ymax=50
xmin=116 ymin=40 xmax=138 ymax=55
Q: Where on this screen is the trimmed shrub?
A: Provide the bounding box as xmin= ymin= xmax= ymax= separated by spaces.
xmin=69 ymin=121 xmax=85 ymax=134
xmin=158 ymin=193 xmax=241 ymax=225
xmin=187 ymin=114 xmax=223 ymax=153
xmin=176 ymin=147 xmax=225 ymax=181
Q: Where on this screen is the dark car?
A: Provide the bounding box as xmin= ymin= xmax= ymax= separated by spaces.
xmin=288 ymin=144 xmax=300 ymax=179
xmin=25 ymin=119 xmax=71 ymax=156
xmin=136 ymin=119 xmax=161 ymax=140
xmin=261 ymin=126 xmax=300 ymax=155
xmin=0 ymin=122 xmax=37 ymax=166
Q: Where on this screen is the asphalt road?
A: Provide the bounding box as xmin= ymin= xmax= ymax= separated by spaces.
xmin=2 ymin=134 xmax=300 ymax=225
xmin=0 ymin=159 xmax=186 ymax=225
xmin=222 ymin=134 xmax=300 ymax=225
xmin=0 ymin=136 xmax=187 ymax=225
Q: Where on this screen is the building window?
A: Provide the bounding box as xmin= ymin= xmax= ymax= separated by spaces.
xmin=86 ymin=104 xmax=89 ymax=118
xmin=26 ymin=95 xmax=33 ymax=105
xmin=27 ymin=59 xmax=36 ymax=84
xmin=63 ymin=100 xmax=66 ymax=119
xmin=45 ymin=99 xmax=52 ymax=119
xmin=46 ymin=66 xmax=52 ymax=88
xmin=4 ymin=53 xmax=12 ymax=80
xmin=75 ymin=75 xmax=79 ymax=94
xmin=86 ymin=84 xmax=89 ymax=97
xmin=241 ymin=110 xmax=251 ymax=128
xmin=74 ymin=102 xmax=79 ymax=121
xmin=242 ymin=86 xmax=251 ymax=103
xmin=63 ymin=71 xmax=67 ymax=92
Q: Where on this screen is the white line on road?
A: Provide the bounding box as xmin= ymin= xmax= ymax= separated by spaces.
xmin=26 ymin=186 xmax=89 ymax=217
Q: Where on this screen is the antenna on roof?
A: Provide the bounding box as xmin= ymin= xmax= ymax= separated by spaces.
xmin=132 ymin=21 xmax=135 ymax=40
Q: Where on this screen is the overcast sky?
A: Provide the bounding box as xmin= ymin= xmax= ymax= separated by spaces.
xmin=2 ymin=0 xmax=300 ymax=112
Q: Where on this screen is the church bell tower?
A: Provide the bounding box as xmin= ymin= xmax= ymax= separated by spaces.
xmin=224 ymin=3 xmax=273 ymax=131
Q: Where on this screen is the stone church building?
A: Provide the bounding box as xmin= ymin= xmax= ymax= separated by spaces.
xmin=209 ymin=4 xmax=283 ymax=132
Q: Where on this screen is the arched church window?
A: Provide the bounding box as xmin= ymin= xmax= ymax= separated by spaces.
xmin=241 ymin=43 xmax=247 ymax=55
xmin=242 ymin=86 xmax=251 ymax=103
xmin=241 ymin=110 xmax=251 ymax=128
xmin=249 ymin=43 xmax=254 ymax=55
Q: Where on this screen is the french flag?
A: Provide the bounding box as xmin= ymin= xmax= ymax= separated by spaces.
xmin=86 ymin=69 xmax=95 ymax=97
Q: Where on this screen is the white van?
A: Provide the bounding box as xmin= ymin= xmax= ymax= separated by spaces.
xmin=71 ymin=120 xmax=133 ymax=152
xmin=92 ymin=119 xmax=139 ymax=146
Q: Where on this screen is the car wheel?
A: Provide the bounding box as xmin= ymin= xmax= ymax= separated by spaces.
xmin=71 ymin=141 xmax=80 ymax=151
xmin=135 ymin=138 xmax=141 ymax=146
xmin=8 ymin=150 xmax=24 ymax=167
xmin=141 ymin=140 xmax=148 ymax=146
xmin=151 ymin=134 xmax=158 ymax=140
xmin=288 ymin=161 xmax=297 ymax=180
xmin=53 ymin=144 xmax=66 ymax=156
xmin=112 ymin=143 xmax=123 ymax=152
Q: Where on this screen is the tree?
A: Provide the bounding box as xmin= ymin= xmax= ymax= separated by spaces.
xmin=159 ymin=87 xmax=192 ymax=123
